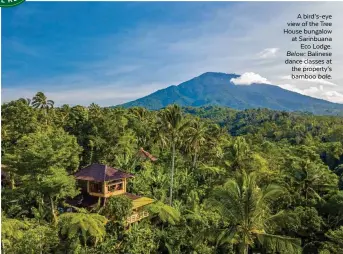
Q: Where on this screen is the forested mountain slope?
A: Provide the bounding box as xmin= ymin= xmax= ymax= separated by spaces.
xmin=121 ymin=72 xmax=343 ymax=115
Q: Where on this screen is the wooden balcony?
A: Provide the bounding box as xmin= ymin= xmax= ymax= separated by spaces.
xmin=87 ymin=179 xmax=127 ymax=198
xmin=126 ymin=210 xmax=149 ymax=224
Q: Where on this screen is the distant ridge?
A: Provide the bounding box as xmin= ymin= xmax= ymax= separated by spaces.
xmin=119 ymin=72 xmax=343 ymax=115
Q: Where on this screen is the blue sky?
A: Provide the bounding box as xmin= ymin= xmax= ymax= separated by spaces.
xmin=2 ymin=2 xmax=343 ymax=105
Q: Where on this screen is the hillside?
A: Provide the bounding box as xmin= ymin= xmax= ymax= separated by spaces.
xmin=120 ymin=72 xmax=343 ymax=115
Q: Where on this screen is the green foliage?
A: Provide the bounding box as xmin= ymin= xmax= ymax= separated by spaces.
xmin=319 ymin=191 xmax=343 ymax=228
xmin=2 ymin=217 xmax=59 ymax=254
xmin=40 ymin=166 xmax=79 ymax=200
xmin=207 ymin=171 xmax=301 ymax=253
xmin=1 ymin=100 xmax=40 ymax=153
xmin=2 ymin=128 xmax=81 ymax=224
xmin=31 ymin=92 xmax=54 ymax=110
xmin=11 ymin=224 xmax=59 ymax=254
xmin=281 ymin=207 xmax=324 ymax=239
xmin=148 ymin=201 xmax=181 ymax=225
xmin=100 ymin=195 xmax=133 ymax=221
xmin=319 ymin=226 xmax=343 ymax=253
xmin=120 ymin=223 xmax=158 ymax=254
xmin=58 ymin=212 xmax=108 ymax=246
xmin=3 ymin=127 xmax=81 ymax=174
xmin=2 ymin=96 xmax=343 ymax=253
xmin=157 ymin=104 xmax=190 ymax=205
xmin=1 ymin=217 xmax=30 ymax=244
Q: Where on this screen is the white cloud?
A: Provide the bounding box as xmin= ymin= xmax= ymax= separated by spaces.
xmin=302 ymin=79 xmax=337 ymax=87
xmin=278 ymin=84 xmax=303 ymax=94
xmin=280 ymin=75 xmax=337 ymax=87
xmin=231 ymin=72 xmax=271 ymax=85
xmin=278 ymin=83 xmax=343 ymax=103
xmin=257 ymin=48 xmax=279 ymax=59
xmin=323 ymin=91 xmax=343 ymax=103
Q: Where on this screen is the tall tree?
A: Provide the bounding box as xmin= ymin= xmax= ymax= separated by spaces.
xmin=31 ymin=92 xmax=54 ymax=110
xmin=3 ymin=128 xmax=82 ymax=224
xmin=31 ymin=92 xmax=55 ymax=125
xmin=185 ymin=119 xmax=207 ymax=168
xmin=157 ymin=104 xmax=189 ymax=205
xmin=41 ymin=166 xmax=79 ymax=224
xmin=1 ymin=99 xmax=40 ymax=154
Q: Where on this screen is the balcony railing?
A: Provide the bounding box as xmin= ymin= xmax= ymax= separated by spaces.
xmin=126 ymin=211 xmax=149 ymax=224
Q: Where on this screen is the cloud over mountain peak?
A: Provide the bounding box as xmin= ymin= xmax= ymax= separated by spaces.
xmin=230 ymin=72 xmax=271 ymax=85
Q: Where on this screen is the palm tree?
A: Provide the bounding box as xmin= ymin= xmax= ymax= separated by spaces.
xmin=32 ymin=92 xmax=54 ymax=110
xmin=18 ymin=98 xmax=31 ymax=106
xmin=208 ymin=171 xmax=301 ymax=254
xmin=88 ymin=103 xmax=101 ymax=117
xmin=57 ymin=104 xmax=71 ymax=126
xmin=130 ymin=107 xmax=152 ymax=148
xmin=157 ymin=104 xmax=189 ymax=205
xmin=185 ymin=119 xmax=207 ymax=168
xmin=289 ymin=160 xmax=338 ymax=203
xmin=115 ymin=130 xmax=138 ymax=162
xmin=148 ymin=201 xmax=181 ymax=225
xmin=231 ymin=137 xmax=250 ymax=170
xmin=130 ymin=107 xmax=149 ymax=121
xmin=58 ymin=212 xmax=108 ymax=246
xmin=31 ymin=92 xmax=54 ymax=125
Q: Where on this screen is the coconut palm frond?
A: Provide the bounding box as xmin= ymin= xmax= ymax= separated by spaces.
xmin=257 ymin=233 xmax=301 ymax=254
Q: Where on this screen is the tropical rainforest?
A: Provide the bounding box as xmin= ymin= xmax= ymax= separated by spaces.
xmin=1 ymin=92 xmax=343 ymax=254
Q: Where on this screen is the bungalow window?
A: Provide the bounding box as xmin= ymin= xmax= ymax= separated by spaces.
xmin=89 ymin=182 xmax=102 ymax=193
xmin=107 ymin=181 xmax=124 ymax=192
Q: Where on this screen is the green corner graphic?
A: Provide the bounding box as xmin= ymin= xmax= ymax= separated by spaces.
xmin=0 ymin=0 xmax=25 ymax=8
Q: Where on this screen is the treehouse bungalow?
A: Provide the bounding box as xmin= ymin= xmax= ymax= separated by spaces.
xmin=73 ymin=163 xmax=154 ymax=224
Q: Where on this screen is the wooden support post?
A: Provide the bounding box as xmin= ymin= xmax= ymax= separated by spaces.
xmin=103 ymin=181 xmax=106 ymax=195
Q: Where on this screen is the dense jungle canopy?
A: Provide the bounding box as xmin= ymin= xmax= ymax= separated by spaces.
xmin=1 ymin=93 xmax=343 ymax=254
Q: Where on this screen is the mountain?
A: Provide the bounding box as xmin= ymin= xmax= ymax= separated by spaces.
xmin=119 ymin=72 xmax=343 ymax=115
